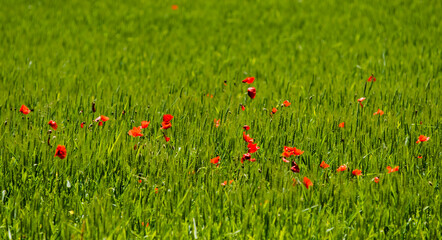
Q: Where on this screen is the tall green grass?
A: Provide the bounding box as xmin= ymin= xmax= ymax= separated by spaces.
xmin=0 ymin=0 xmax=440 ymax=238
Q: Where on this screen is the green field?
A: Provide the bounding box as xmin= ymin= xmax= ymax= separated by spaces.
xmin=0 ymin=0 xmax=441 ymax=238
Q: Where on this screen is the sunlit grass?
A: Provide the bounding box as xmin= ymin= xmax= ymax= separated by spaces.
xmin=0 ymin=0 xmax=440 ymax=238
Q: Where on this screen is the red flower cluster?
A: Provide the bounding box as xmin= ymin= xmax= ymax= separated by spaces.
xmin=270 ymin=100 xmax=292 ymax=117
xmin=240 ymin=129 xmax=260 ymax=163
xmin=373 ymin=109 xmax=384 ymax=115
xmin=128 ymin=121 xmax=150 ymax=137
xmin=387 ymin=166 xmax=399 ymax=173
xmin=221 ymin=180 xmax=234 ymax=186
xmin=280 ymin=146 xmax=303 ymax=173
xmin=161 ymin=114 xmax=174 ymax=130
xmin=282 ymin=146 xmax=304 ymax=157
xmin=161 ymin=114 xmax=174 ymax=142
xmin=95 ymin=115 xmax=110 ymax=126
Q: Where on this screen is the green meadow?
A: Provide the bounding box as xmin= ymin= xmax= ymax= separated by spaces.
xmin=0 ymin=0 xmax=440 ymax=238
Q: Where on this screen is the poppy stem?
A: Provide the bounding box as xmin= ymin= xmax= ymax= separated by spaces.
xmin=368 ymin=81 xmax=374 ymax=93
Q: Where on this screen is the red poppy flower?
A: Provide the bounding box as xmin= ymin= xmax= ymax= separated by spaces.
xmin=161 ymin=121 xmax=172 ymax=129
xmin=303 ymin=177 xmax=313 ymax=189
xmin=81 ymin=122 xmax=85 ymax=128
xmin=352 ymin=169 xmax=362 ymax=176
xmin=417 ymin=156 xmax=423 ymax=159
xmin=283 ymin=100 xmax=291 ymax=107
xmin=243 ymin=125 xmax=250 ymax=131
xmin=338 ymin=122 xmax=345 ymax=128
xmin=138 ymin=179 xmax=142 ymax=183
xmin=214 ymin=119 xmax=220 ymax=128
xmin=19 ymin=105 xmax=31 ymax=115
xmin=164 ymin=135 xmax=170 ymax=142
xmin=291 ymin=161 xmax=300 ymax=173
xmin=161 ymin=115 xmax=174 ymax=129
xmin=171 ymin=5 xmax=178 ymax=10
xmin=319 ymin=161 xmax=330 ymax=169
xmin=100 ymin=115 xmax=109 ymax=122
xmin=357 ymin=97 xmax=366 ymax=108
xmin=48 ymin=120 xmax=58 ymax=131
xmin=128 ymin=127 xmax=143 ymax=137
xmin=373 ymin=177 xmax=380 ymax=183
xmin=243 ymin=132 xmax=254 ymax=143
xmin=367 ymin=74 xmax=376 ymax=82
xmin=281 ymin=151 xmax=291 ymax=157
xmin=241 ymin=153 xmax=251 ymax=163
xmin=293 ymin=148 xmax=304 ymax=156
xmin=242 ymin=77 xmax=255 ymax=84
xmin=416 ymin=135 xmax=430 ymax=144
xmin=98 ymin=121 xmax=103 ymax=126
xmin=141 ymin=121 xmax=150 ymax=129
xmin=247 ymin=143 xmax=260 ymax=153
xmin=271 ymin=108 xmax=277 ymax=114
xmin=240 ymin=104 xmax=245 ymax=111
xmin=373 ymin=109 xmax=384 ymax=116
xmin=163 ymin=114 xmax=174 ymax=122
xmin=282 ymin=157 xmax=290 ymax=163
xmin=210 ymin=156 xmax=220 ymax=165
xmin=54 ymin=145 xmax=67 ymax=159
xmin=247 ymin=87 xmax=256 ymax=99
xmin=155 ymin=187 xmax=158 ymax=194
xmin=282 ymin=146 xmax=304 ymax=157
xmin=336 ymin=164 xmax=347 ymax=172
xmin=387 ymin=166 xmax=399 ymax=173
xmin=220 ymin=180 xmax=234 ymax=186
